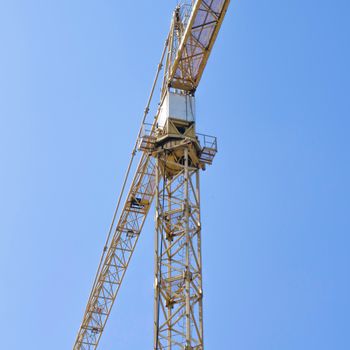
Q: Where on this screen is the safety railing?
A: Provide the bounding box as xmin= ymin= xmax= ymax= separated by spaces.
xmin=138 ymin=123 xmax=156 ymax=152
xmin=196 ymin=133 xmax=218 ymax=165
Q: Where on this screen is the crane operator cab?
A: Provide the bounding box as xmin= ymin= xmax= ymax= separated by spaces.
xmin=157 ymin=91 xmax=196 ymax=141
xmin=138 ymin=89 xmax=217 ymax=173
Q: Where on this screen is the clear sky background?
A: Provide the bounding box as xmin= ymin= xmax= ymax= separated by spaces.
xmin=0 ymin=1 xmax=349 ymax=349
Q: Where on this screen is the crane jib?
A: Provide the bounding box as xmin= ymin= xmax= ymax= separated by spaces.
xmin=74 ymin=154 xmax=157 ymax=349
xmin=168 ymin=0 xmax=231 ymax=92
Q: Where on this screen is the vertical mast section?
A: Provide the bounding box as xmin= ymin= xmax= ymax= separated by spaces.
xmin=154 ymin=141 xmax=204 ymax=350
xmin=149 ymin=86 xmax=217 ymax=350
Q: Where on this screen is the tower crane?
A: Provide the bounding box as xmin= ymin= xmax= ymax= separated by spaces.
xmin=73 ymin=1 xmax=231 ymax=349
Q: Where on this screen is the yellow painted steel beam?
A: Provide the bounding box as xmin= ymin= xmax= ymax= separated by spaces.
xmin=168 ymin=0 xmax=231 ymax=92
xmin=73 ymin=154 xmax=157 ymax=349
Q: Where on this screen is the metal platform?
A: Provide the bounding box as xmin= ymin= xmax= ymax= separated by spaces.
xmin=138 ymin=124 xmax=218 ymax=165
xmin=138 ymin=123 xmax=156 ymax=152
xmin=197 ymin=133 xmax=218 ymax=165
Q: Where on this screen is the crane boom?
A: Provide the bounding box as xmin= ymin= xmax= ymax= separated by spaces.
xmin=72 ymin=37 xmax=170 ymax=350
xmin=73 ymin=1 xmax=231 ymax=348
xmin=168 ymin=0 xmax=230 ymax=92
xmin=74 ymin=153 xmax=156 ymax=349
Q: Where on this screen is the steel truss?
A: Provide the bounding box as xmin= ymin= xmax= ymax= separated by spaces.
xmin=154 ymin=145 xmax=203 ymax=350
xmin=74 ymin=153 xmax=157 ymax=349
xmin=168 ymin=0 xmax=231 ymax=92
xmin=73 ymin=0 xmax=229 ymax=348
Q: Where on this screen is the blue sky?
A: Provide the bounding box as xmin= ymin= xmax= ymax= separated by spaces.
xmin=0 ymin=1 xmax=349 ymax=349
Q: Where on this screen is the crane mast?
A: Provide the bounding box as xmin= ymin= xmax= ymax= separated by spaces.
xmin=73 ymin=1 xmax=230 ymax=349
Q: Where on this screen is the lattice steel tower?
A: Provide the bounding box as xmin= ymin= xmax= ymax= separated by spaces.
xmin=151 ymin=94 xmax=216 ymax=349
xmin=73 ymin=1 xmax=231 ymax=349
